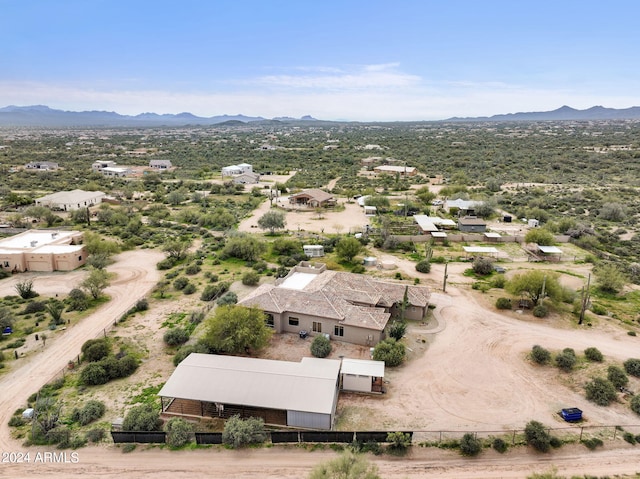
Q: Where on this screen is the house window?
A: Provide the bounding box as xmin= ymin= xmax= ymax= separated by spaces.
xmin=78 ymin=256 xmax=82 ymax=261
xmin=265 ymin=314 xmax=274 ymax=328
xmin=312 ymin=321 xmax=322 ymax=333
xmin=3 ymin=261 xmax=8 ymax=268
xmin=288 ymin=317 xmax=299 ymax=326
xmin=334 ymin=325 xmax=344 ymax=337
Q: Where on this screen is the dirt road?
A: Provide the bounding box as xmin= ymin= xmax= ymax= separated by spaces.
xmin=0 ymin=249 xmax=164 ymax=452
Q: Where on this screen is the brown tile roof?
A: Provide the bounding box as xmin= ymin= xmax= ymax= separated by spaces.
xmin=289 ymin=188 xmax=335 ymax=203
xmin=240 ymin=270 xmax=430 ymax=332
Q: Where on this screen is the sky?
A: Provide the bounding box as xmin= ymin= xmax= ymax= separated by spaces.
xmin=2 ymin=0 xmax=640 ymax=121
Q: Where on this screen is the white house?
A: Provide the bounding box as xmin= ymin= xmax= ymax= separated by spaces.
xmin=222 ymin=163 xmax=253 ymax=177
xmin=35 ymin=189 xmax=105 ymax=211
xmin=149 ymin=159 xmax=172 ymax=169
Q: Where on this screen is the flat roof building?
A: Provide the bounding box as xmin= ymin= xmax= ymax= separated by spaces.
xmin=0 ymin=230 xmax=86 ymax=272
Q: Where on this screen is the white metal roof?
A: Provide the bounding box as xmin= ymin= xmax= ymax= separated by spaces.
xmin=341 ymin=358 xmax=385 ymax=377
xmin=463 ymin=246 xmax=499 ymax=254
xmin=158 ymin=354 xmax=341 ymax=415
xmin=538 ymin=245 xmax=563 ymax=254
xmin=484 ymin=232 xmax=502 ymax=238
xmin=431 ymin=231 xmax=448 ymax=238
xmin=36 ymin=189 xmax=105 ymax=205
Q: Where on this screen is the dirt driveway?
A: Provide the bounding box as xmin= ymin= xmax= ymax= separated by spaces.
xmin=0 ymin=249 xmax=164 ymax=453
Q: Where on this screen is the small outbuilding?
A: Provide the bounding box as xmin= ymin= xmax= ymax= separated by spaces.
xmin=303 ymin=245 xmax=325 ymax=257
xmin=458 ymin=216 xmax=487 ymax=233
xmin=340 ymin=358 xmax=385 ymax=394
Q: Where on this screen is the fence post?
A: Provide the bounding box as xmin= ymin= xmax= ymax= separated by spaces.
xmin=613 ymin=427 xmax=617 ymax=440
xmin=512 ymin=430 xmax=516 ymax=445
xmin=579 ymin=427 xmax=583 ymax=441
xmin=439 ymin=431 xmax=442 ymax=443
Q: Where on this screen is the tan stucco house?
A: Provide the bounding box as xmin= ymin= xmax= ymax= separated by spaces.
xmin=239 ymin=262 xmax=430 ymax=346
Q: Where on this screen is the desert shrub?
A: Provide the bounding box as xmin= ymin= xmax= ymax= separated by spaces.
xmin=351 ymin=264 xmax=365 ymax=274
xmin=8 ymin=416 xmax=25 ymax=427
xmin=134 ymin=299 xmax=149 ymax=311
xmin=582 ymin=437 xmax=603 ymax=450
xmin=532 ymin=304 xmax=548 ymax=318
xmin=415 ymin=260 xmax=431 ymax=273
xmin=80 ymin=363 xmax=109 ymax=385
xmin=310 ymin=334 xmax=332 ymax=358
xmin=549 ymin=436 xmax=562 ymax=449
xmin=623 ymin=432 xmax=636 ymax=444
xmin=23 ymin=301 xmax=46 ymax=314
xmin=524 ymin=420 xmax=551 ymax=452
xmin=241 ymin=271 xmax=260 ymax=286
xmin=185 ymin=264 xmax=201 ymax=275
xmin=459 ymin=433 xmax=482 ymax=456
xmin=590 ymin=303 xmax=607 ymax=315
xmin=200 ymin=282 xmax=230 ymax=301
xmin=76 ymin=400 xmax=106 ymax=426
xmin=555 ymin=349 xmax=576 ymax=372
xmin=584 ymin=347 xmax=603 ymax=362
xmin=607 ymin=365 xmax=629 ymax=389
xmin=222 ymin=415 xmax=266 ymax=448
xmin=157 ymin=258 xmax=177 ymax=270
xmin=216 ymin=291 xmax=238 ymax=305
xmin=491 ymin=275 xmax=506 ymax=288
xmin=495 ymin=297 xmax=512 ymax=310
xmin=386 ymin=431 xmax=411 ymax=452
xmin=531 ymin=345 xmax=551 ymax=365
xmin=372 ymin=338 xmax=406 ymax=367
xmin=585 ymin=377 xmax=617 ymax=406
xmin=173 ymin=277 xmax=189 ymax=290
xmin=624 ymin=358 xmax=640 ymax=377
xmin=165 ymin=417 xmax=193 ymax=448
xmin=117 ymin=355 xmax=139 ymax=378
xmin=122 ymin=404 xmax=162 ymax=431
xmin=182 ymin=283 xmax=197 ymax=295
xmin=173 ymin=343 xmax=209 ymax=366
xmin=492 ymin=437 xmax=508 ymax=453
xmin=81 ymin=338 xmax=111 ymax=362
xmin=163 ymin=327 xmax=189 ymax=346
xmin=630 ymin=395 xmax=640 ymax=415
xmin=85 ymin=428 xmax=106 ymax=443
xmin=472 ymin=257 xmax=494 ymax=275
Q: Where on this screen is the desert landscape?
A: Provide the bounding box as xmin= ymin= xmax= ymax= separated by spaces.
xmin=1 ymin=211 xmax=640 ymax=478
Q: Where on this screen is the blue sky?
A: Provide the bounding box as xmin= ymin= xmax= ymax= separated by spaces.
xmin=2 ymin=0 xmax=639 ymax=121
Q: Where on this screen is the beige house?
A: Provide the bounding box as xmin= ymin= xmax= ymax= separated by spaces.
xmin=35 ymin=189 xmax=105 ymax=211
xmin=0 ymin=230 xmax=86 ymax=272
xmin=288 ymin=189 xmax=336 ymax=208
xmin=239 ymin=262 xmax=430 ymax=346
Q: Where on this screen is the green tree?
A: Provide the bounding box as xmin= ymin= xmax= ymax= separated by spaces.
xmin=164 ymin=417 xmax=193 ymax=447
xmin=631 ymin=395 xmax=640 ymax=415
xmin=222 ymin=235 xmax=266 ymax=262
xmin=257 ymin=209 xmax=286 ymax=234
xmin=162 ymin=239 xmax=192 ymax=260
xmin=388 ymin=321 xmax=407 ymax=341
xmin=222 ymin=415 xmax=267 ymax=448
xmin=335 ymin=237 xmax=363 ymax=263
xmin=506 ymin=271 xmax=561 ymax=306
xmin=594 ymin=263 xmax=627 ymax=294
xmin=585 ymin=377 xmax=617 ymax=406
xmin=308 ymin=451 xmax=381 ymax=479
xmin=524 ymin=229 xmax=555 ymax=246
xmin=386 ymin=431 xmax=411 ymax=451
xmin=32 ymin=396 xmax=62 ymax=440
xmin=372 ymin=338 xmax=406 ymax=367
xmin=415 ymin=260 xmax=431 ymax=273
xmin=524 ymin=420 xmax=552 ymax=452
xmin=241 ymin=270 xmax=260 ymax=286
xmin=80 ymin=267 xmax=110 ymax=299
xmin=310 ymin=334 xmax=332 ymax=358
xmin=122 ymin=404 xmax=162 ymax=431
xmin=203 ymin=305 xmax=272 ymax=355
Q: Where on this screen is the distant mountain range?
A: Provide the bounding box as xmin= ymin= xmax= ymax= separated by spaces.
xmin=447 ymin=105 xmax=640 ymax=122
xmin=0 ymin=105 xmax=318 ymax=127
xmin=1 ymin=104 xmax=640 ymax=127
